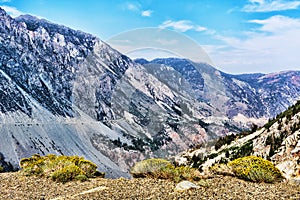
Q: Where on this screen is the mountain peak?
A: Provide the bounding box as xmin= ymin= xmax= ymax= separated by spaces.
xmin=16 ymin=14 xmax=43 ymax=23
xmin=0 ymin=7 xmax=10 ymax=18
xmin=0 ymin=7 xmax=6 ymax=14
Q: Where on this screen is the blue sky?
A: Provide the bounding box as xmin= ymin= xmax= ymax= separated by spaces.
xmin=1 ymin=0 xmax=300 ymax=74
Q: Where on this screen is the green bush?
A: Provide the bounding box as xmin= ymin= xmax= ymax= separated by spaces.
xmin=130 ymin=158 xmax=172 ymax=178
xmin=51 ymin=165 xmax=83 ymax=183
xmin=0 ymin=165 xmax=3 ymax=172
xmin=19 ymin=154 xmax=104 ymax=183
xmin=75 ymin=174 xmax=88 ymax=182
xmin=159 ymin=165 xmax=202 ymax=182
xmin=130 ymin=158 xmax=201 ymax=182
xmin=228 ymin=156 xmax=284 ymax=183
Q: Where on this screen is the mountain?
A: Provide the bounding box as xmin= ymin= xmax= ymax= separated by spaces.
xmin=0 ymin=7 xmax=299 ymax=178
xmin=136 ymin=58 xmax=300 ymax=120
xmin=0 ymin=8 xmax=131 ymax=177
xmin=175 ymin=100 xmax=300 ymax=180
xmin=0 ymin=8 xmax=242 ymax=177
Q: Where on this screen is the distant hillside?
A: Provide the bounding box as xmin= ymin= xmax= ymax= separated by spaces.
xmin=175 ymin=100 xmax=300 ymax=180
xmin=137 ymin=58 xmax=300 ymax=120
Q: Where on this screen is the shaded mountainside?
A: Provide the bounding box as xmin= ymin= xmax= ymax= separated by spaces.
xmin=175 ymin=100 xmax=300 ymax=180
xmin=1 ymin=7 xmax=300 ymax=178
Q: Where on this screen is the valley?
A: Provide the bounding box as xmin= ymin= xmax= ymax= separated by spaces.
xmin=0 ymin=7 xmax=299 ymax=180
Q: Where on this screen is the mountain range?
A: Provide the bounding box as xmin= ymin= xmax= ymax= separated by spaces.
xmin=0 ymin=8 xmax=299 ymax=177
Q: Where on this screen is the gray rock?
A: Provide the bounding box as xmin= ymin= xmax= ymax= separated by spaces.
xmin=174 ymin=181 xmax=200 ymax=192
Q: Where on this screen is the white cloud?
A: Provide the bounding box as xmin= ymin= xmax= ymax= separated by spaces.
xmin=249 ymin=15 xmax=300 ymax=32
xmin=0 ymin=6 xmax=23 ymax=18
xmin=243 ymin=0 xmax=300 ymax=12
xmin=141 ymin=10 xmax=153 ymax=17
xmin=126 ymin=2 xmax=140 ymax=11
xmin=159 ymin=20 xmax=207 ymax=32
xmin=195 ymin=26 xmax=207 ymax=32
xmin=124 ymin=2 xmax=153 ymax=17
xmin=210 ymin=15 xmax=300 ymax=73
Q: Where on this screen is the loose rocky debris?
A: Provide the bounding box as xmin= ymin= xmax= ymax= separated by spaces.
xmin=1 ymin=172 xmax=300 ymax=199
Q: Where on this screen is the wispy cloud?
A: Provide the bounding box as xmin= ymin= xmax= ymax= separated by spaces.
xmin=249 ymin=15 xmax=300 ymax=32
xmin=159 ymin=20 xmax=207 ymax=32
xmin=0 ymin=6 xmax=23 ymax=18
xmin=141 ymin=10 xmax=153 ymax=17
xmin=0 ymin=0 xmax=11 ymax=3
xmin=210 ymin=15 xmax=300 ymax=73
xmin=242 ymin=0 xmax=300 ymax=12
xmin=125 ymin=2 xmax=140 ymax=11
xmin=124 ymin=2 xmax=153 ymax=17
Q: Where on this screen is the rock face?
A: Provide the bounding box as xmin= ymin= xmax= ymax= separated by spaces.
xmin=137 ymin=58 xmax=300 ymax=119
xmin=175 ymin=100 xmax=300 ymax=180
xmin=0 ymin=8 xmax=237 ymax=177
xmin=0 ymin=8 xmax=300 ymax=178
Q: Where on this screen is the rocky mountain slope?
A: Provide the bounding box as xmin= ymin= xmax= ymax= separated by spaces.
xmin=175 ymin=100 xmax=300 ymax=180
xmin=136 ymin=58 xmax=300 ymax=120
xmin=0 ymin=8 xmax=240 ymax=177
xmin=0 ymin=7 xmax=300 ymax=178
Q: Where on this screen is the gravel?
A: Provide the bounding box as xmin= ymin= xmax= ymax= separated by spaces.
xmin=0 ymin=172 xmax=299 ymax=199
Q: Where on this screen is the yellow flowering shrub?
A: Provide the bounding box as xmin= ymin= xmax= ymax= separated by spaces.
xmin=228 ymin=156 xmax=284 ymax=183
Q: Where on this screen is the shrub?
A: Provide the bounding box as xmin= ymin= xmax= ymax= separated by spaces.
xmin=51 ymin=165 xmax=83 ymax=183
xmin=228 ymin=156 xmax=284 ymax=183
xmin=0 ymin=165 xmax=3 ymax=172
xmin=75 ymin=174 xmax=88 ymax=182
xmin=130 ymin=158 xmax=201 ymax=182
xmin=159 ymin=165 xmax=202 ymax=182
xmin=209 ymin=164 xmax=234 ymax=176
xmin=19 ymin=154 xmax=104 ymax=183
xmin=130 ymin=158 xmax=172 ymax=178
xmin=78 ymin=159 xmax=97 ymax=177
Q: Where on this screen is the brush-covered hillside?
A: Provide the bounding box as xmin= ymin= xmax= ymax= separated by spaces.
xmin=175 ymin=100 xmax=300 ymax=181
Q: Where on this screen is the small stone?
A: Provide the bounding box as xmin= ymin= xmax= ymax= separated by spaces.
xmin=174 ymin=180 xmax=200 ymax=192
xmin=288 ymin=178 xmax=300 ymax=186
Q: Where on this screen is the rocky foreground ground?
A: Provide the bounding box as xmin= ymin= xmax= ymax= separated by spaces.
xmin=0 ymin=172 xmax=299 ymax=200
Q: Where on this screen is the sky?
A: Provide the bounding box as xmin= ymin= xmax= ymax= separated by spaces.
xmin=1 ymin=0 xmax=300 ymax=74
